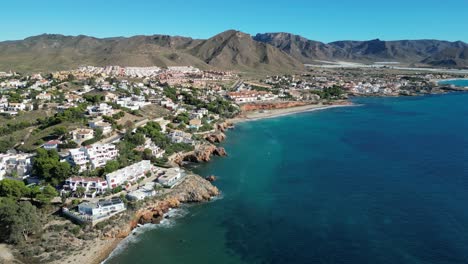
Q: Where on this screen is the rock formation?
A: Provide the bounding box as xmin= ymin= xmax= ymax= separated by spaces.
xmin=205 ymin=132 xmax=226 ymax=143
xmin=174 ymin=143 xmax=227 ymax=164
xmin=134 ymin=174 xmax=219 ymax=225
xmin=216 ymin=121 xmax=234 ymax=132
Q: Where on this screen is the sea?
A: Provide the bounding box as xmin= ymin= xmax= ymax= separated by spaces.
xmin=439 ymin=79 xmax=468 ymax=87
xmin=105 ymin=82 xmax=468 ymax=264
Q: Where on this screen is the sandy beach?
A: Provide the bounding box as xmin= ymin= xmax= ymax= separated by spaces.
xmin=51 ymin=238 xmax=121 ymax=264
xmin=229 ymin=103 xmax=356 ymax=124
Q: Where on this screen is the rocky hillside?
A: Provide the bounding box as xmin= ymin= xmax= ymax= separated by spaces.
xmin=254 ymin=32 xmax=468 ymax=68
xmin=190 ymin=30 xmax=304 ymax=72
xmin=1 ymin=30 xmax=467 ymax=73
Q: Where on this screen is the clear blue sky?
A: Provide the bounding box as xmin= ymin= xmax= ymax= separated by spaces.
xmin=1 ymin=0 xmax=467 ymax=43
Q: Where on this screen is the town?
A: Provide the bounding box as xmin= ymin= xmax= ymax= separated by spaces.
xmin=0 ymin=64 xmax=466 ymax=263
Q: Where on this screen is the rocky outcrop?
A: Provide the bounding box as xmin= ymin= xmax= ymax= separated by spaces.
xmin=205 ymin=132 xmax=226 ymax=143
xmin=174 ymin=144 xmax=227 ymax=164
xmin=214 ymin=147 xmax=227 ymax=156
xmin=216 ymin=121 xmax=234 ymax=132
xmin=134 ymin=174 xmax=219 ymax=225
xmin=240 ymin=101 xmax=308 ymax=112
xmin=205 ymin=175 xmax=217 ymax=182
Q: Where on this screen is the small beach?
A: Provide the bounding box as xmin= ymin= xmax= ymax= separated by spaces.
xmin=229 ymin=102 xmax=355 ymax=124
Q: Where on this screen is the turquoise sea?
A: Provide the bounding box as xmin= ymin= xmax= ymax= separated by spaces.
xmin=106 ymin=90 xmax=468 ymax=263
xmin=439 ymin=79 xmax=468 ymax=87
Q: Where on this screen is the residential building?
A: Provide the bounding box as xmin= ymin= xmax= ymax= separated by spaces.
xmin=71 ymin=128 xmax=94 ymax=144
xmin=126 ymin=182 xmax=157 ymax=201
xmin=63 ymin=177 xmax=108 ymax=197
xmin=7 ymin=102 xmax=26 ymax=112
xmin=135 ymin=138 xmax=165 ymax=158
xmin=43 ymin=140 xmax=61 ymax=150
xmin=168 ymin=130 xmax=193 ymax=144
xmin=88 ymin=118 xmax=113 ymax=135
xmin=106 ymin=160 xmax=155 ymax=189
xmin=227 ymin=91 xmax=278 ymax=103
xmin=35 ymin=92 xmax=53 ymax=101
xmin=67 ymin=144 xmax=118 ymax=171
xmin=63 ymin=198 xmax=126 ymax=225
xmin=0 ymin=153 xmax=33 ymax=179
xmin=158 ymin=167 xmax=183 ymax=188
xmin=189 ymin=119 xmax=202 ymax=130
xmin=87 ymin=103 xmax=114 ymax=116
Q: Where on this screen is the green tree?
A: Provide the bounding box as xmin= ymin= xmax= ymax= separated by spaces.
xmin=35 ymin=185 xmax=58 ymax=204
xmin=104 ymin=160 xmax=120 ymax=174
xmin=75 ymin=186 xmax=86 ymax=198
xmin=33 ymin=149 xmax=71 ymax=184
xmin=53 ymin=126 xmax=67 ymax=137
xmin=0 ymin=198 xmax=41 ymax=244
xmin=0 ymin=179 xmax=29 ymax=199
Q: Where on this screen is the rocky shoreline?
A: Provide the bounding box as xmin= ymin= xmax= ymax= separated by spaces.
xmin=52 ymin=173 xmax=220 ymax=264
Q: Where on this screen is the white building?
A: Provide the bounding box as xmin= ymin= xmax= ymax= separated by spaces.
xmin=135 ymin=138 xmax=165 ymax=158
xmin=158 ymin=167 xmax=183 ymax=188
xmin=88 ymin=118 xmax=113 ymax=135
xmin=0 ymin=153 xmax=33 ymax=179
xmin=227 ymin=91 xmax=278 ymax=103
xmin=63 ymin=176 xmax=108 ymax=197
xmin=71 ymin=128 xmax=95 ymax=144
xmin=116 ymin=95 xmax=150 ymax=110
xmin=74 ymin=198 xmax=126 ymax=224
xmin=106 ymin=160 xmax=155 ymax=189
xmin=126 ymin=182 xmax=157 ymax=201
xmin=35 ymin=92 xmax=53 ymax=101
xmin=7 ymin=102 xmax=27 ymax=112
xmin=85 ymin=144 xmax=119 ymax=169
xmin=87 ymin=103 xmax=114 ymax=116
xmin=168 ymin=130 xmax=193 ymax=144
xmin=67 ymin=144 xmax=118 ymax=171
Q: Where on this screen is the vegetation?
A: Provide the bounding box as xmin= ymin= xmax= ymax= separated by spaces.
xmin=0 ymin=179 xmax=58 ymax=204
xmin=312 ymin=85 xmax=344 ymax=100
xmin=32 ymin=149 xmax=72 ymax=185
xmin=0 ymin=198 xmax=41 ymax=244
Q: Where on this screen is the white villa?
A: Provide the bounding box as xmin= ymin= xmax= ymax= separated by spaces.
xmin=87 ymin=103 xmax=114 ymax=116
xmin=0 ymin=153 xmax=33 ymax=180
xmin=158 ymin=167 xmax=183 ymax=188
xmin=126 ymin=182 xmax=157 ymax=201
xmin=168 ymin=130 xmax=194 ymax=144
xmin=106 ymin=160 xmax=155 ymax=189
xmin=63 ymin=198 xmax=126 ymax=225
xmin=71 ymin=128 xmax=95 ymax=144
xmin=63 ymin=176 xmax=109 ymax=197
xmin=67 ymin=144 xmax=118 ymax=171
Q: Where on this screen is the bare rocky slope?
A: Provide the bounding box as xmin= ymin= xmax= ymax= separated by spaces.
xmin=1 ymin=30 xmax=467 ymax=73
xmin=253 ymin=32 xmax=468 ymax=68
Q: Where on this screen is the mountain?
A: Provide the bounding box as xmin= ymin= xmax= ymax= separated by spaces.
xmin=0 ymin=34 xmax=208 ymax=73
xmin=252 ymin=32 xmax=334 ymax=63
xmin=0 ymin=31 xmax=467 ymax=73
xmin=254 ymin=32 xmax=468 ymax=68
xmin=190 ymin=30 xmax=304 ymax=72
xmin=0 ymin=31 xmax=303 ymax=73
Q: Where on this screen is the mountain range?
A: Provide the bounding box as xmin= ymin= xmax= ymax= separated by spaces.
xmin=0 ymin=30 xmax=466 ymax=73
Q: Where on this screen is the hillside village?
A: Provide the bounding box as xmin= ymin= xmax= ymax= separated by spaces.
xmin=0 ymin=64 xmax=466 ymax=262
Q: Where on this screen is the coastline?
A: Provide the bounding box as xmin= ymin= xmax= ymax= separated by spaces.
xmin=50 ymin=102 xmax=355 ymax=264
xmin=60 ymin=173 xmax=220 ymax=264
xmin=229 ymin=102 xmax=356 ymax=124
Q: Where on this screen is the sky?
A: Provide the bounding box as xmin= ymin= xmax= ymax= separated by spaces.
xmin=1 ymin=0 xmax=467 ymax=43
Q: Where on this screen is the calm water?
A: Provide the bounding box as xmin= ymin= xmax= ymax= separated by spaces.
xmin=106 ymin=93 xmax=468 ymax=264
xmin=439 ymin=79 xmax=468 ymax=87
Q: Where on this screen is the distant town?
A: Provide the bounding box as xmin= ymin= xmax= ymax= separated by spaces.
xmin=0 ymin=64 xmax=466 ymax=263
